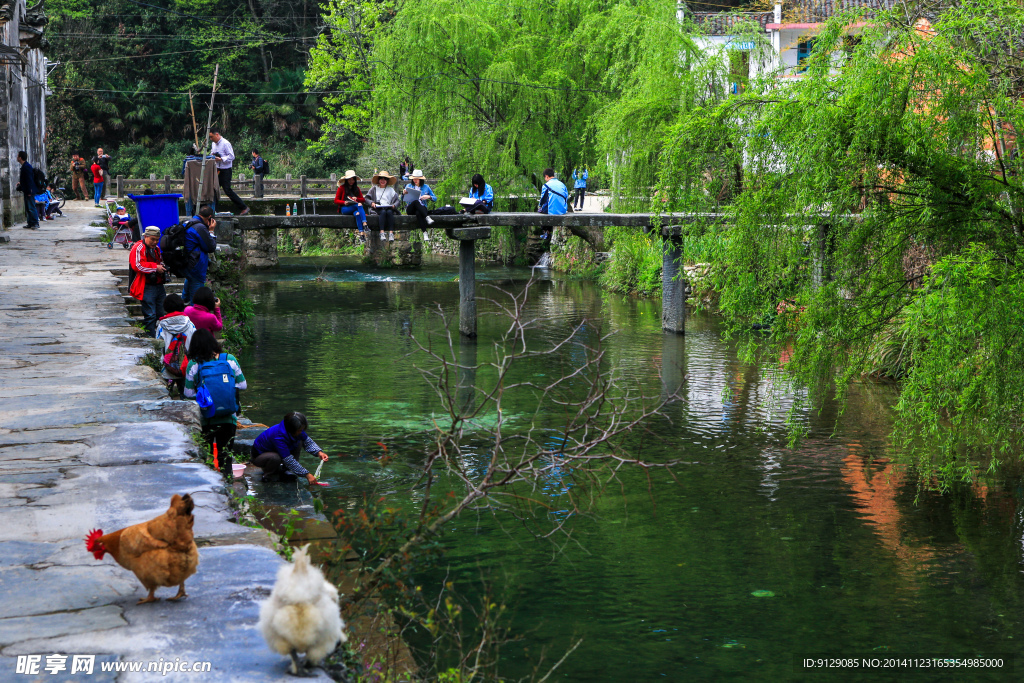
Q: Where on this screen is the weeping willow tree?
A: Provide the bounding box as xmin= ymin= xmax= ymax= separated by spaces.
xmin=596 ymin=13 xmax=770 ymax=293
xmin=310 ymin=0 xmax=715 ymax=195
xmin=659 ymin=0 xmax=1024 ymax=487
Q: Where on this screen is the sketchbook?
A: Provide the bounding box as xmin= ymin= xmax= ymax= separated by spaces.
xmin=459 ymin=197 xmax=477 ymax=207
xmin=404 ymin=188 xmax=421 ymax=203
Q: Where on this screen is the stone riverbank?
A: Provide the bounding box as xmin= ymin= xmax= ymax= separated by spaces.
xmin=0 ymin=203 xmax=332 ymax=681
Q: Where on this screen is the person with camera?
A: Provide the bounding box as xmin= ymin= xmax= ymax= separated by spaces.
xmin=129 ymin=226 xmax=167 ymax=336
xmin=209 ymin=129 xmax=249 ymax=215
xmin=69 ymin=153 xmax=89 ymax=201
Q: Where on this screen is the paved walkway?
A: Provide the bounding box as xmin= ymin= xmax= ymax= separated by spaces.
xmin=0 ymin=203 xmax=329 ymax=681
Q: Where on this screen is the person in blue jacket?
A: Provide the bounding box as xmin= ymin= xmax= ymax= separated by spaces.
xmin=463 ymin=174 xmax=493 ymax=214
xmin=403 ymin=169 xmax=437 ymax=230
xmin=571 ymin=167 xmax=588 ymax=211
xmin=182 ymin=206 xmax=218 ymax=305
xmin=538 ymin=168 xmax=569 ymax=216
xmin=251 ymin=411 xmax=329 ymax=484
xmin=15 ymin=151 xmax=39 ymax=230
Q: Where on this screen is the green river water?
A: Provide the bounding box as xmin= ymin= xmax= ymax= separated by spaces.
xmin=237 ymin=255 xmax=1023 ymax=681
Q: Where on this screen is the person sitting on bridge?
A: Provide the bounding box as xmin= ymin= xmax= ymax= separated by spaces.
xmin=365 ymin=171 xmax=400 ymax=242
xmin=334 ymin=170 xmax=369 ymax=242
xmin=462 ymin=174 xmax=493 ymax=215
xmin=538 ymin=168 xmax=569 ymax=216
xmin=251 ymin=411 xmax=328 ymax=485
xmin=404 ymin=170 xmax=437 ymax=230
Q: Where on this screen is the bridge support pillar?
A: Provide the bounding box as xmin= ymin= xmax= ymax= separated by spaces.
xmin=448 ymin=227 xmax=491 ymax=338
xmin=459 ymin=239 xmax=477 ymax=338
xmin=661 ymin=233 xmax=686 ymax=334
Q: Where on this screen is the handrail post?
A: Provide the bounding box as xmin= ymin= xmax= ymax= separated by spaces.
xmin=116 ymin=175 xmax=124 ymax=198
xmin=300 ymin=175 xmax=308 ymax=198
xmin=163 ymin=175 xmax=170 ymax=193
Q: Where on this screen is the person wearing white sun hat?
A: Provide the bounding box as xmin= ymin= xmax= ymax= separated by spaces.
xmin=365 ymin=170 xmax=400 ymax=242
xmin=403 ymin=169 xmax=437 ymax=231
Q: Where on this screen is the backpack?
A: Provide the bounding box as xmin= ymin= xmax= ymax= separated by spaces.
xmin=162 ymin=333 xmax=188 ymax=378
xmin=260 ymin=158 xmax=270 ymax=175
xmin=159 ymin=220 xmax=199 ymax=278
xmin=194 ymin=354 xmax=238 ymax=419
xmin=33 ymin=167 xmax=46 ymax=191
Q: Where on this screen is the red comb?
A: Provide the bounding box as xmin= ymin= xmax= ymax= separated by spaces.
xmin=85 ymin=529 xmax=105 ymax=558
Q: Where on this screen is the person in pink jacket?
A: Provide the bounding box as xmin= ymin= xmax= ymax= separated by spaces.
xmin=183 ymin=286 xmax=223 ymax=333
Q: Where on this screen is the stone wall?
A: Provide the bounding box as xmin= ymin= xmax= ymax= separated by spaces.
xmin=0 ymin=0 xmax=48 ymax=227
xmin=244 ymin=228 xmax=279 ymax=269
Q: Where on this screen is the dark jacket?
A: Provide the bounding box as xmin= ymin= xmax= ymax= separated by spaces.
xmin=17 ymin=162 xmax=36 ymax=196
xmin=184 ymin=220 xmax=217 ymax=281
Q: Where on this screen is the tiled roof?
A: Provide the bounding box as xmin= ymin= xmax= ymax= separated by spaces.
xmin=692 ymin=11 xmax=773 ymax=35
xmin=692 ymin=0 xmax=896 ymax=35
xmin=782 ymin=0 xmax=895 ymax=23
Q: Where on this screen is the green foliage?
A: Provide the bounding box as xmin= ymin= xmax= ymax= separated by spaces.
xmin=310 ymin=0 xmax=701 ymax=193
xmin=44 ymin=0 xmax=336 ymax=164
xmin=208 ymin=250 xmax=255 ymax=347
xmin=598 ymin=229 xmax=662 ymax=296
xmin=656 ymin=1 xmax=1024 ymax=485
xmin=895 ymin=245 xmax=1024 ymax=484
xmin=551 ymin=233 xmax=601 ymax=278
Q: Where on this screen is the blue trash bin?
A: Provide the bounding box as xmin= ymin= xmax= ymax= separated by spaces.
xmin=129 ymin=193 xmax=182 ymax=234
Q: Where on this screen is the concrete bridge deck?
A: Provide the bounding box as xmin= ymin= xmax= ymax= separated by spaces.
xmin=235 ymin=212 xmax=731 ymax=337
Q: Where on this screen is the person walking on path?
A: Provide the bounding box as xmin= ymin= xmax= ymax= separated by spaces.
xmin=404 ymin=170 xmax=437 ymax=230
xmin=69 ymin=153 xmax=89 ymax=200
xmin=365 ymin=171 xmax=399 ymax=242
xmin=334 ymin=170 xmax=369 ymax=241
xmin=184 ymin=287 xmax=224 ymax=334
xmin=251 ymin=412 xmax=329 ymax=484
xmin=182 ymin=207 xmax=218 ymax=304
xmin=209 ymin=129 xmax=250 ymax=215
xmin=90 ymin=160 xmax=104 ymax=206
xmin=572 ymin=167 xmax=588 ymax=211
xmin=15 ymin=152 xmax=40 ymax=230
xmin=129 ymin=226 xmax=167 ymax=336
xmin=94 ymin=148 xmax=111 ymax=200
xmin=249 ymin=150 xmax=266 ymax=198
xmin=538 ymin=168 xmax=569 ymax=216
xmin=183 ymin=329 xmax=247 ymax=465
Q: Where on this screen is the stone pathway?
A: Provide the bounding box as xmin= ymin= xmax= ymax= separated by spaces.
xmin=0 ymin=203 xmax=330 ymax=681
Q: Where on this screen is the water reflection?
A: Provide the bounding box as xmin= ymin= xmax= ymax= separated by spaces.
xmin=238 ymin=257 xmax=1024 ymax=682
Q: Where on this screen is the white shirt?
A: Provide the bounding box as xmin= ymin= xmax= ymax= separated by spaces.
xmin=210 ymin=138 xmax=235 ymax=170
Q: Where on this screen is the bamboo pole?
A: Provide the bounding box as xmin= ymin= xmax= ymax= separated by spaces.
xmin=188 ymin=89 xmax=199 ymax=151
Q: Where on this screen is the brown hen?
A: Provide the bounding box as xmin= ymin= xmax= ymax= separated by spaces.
xmin=85 ymin=493 xmax=200 ymax=604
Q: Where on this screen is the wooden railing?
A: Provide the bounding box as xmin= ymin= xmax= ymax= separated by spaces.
xmin=114 ymin=174 xmax=441 ymax=198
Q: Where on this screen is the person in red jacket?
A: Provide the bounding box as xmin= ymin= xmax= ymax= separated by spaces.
xmin=90 ymin=162 xmax=104 ymax=206
xmin=334 ymin=170 xmax=368 ymax=242
xmin=129 ymin=226 xmax=167 ymax=337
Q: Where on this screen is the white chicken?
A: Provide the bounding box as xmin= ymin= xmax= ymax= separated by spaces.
xmin=259 ymin=544 xmax=346 ymax=675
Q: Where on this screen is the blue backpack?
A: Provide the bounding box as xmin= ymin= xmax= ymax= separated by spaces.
xmin=195 ymin=354 xmax=238 ymax=419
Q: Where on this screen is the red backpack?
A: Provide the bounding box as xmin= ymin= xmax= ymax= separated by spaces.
xmin=163 ymin=333 xmax=188 ymax=378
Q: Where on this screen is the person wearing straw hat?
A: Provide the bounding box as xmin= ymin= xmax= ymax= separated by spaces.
xmin=403 ymin=169 xmax=437 ymax=231
xmin=129 ymin=226 xmax=167 ymax=337
xmin=365 ymin=170 xmax=400 ymax=242
xmin=334 ymin=170 xmax=369 ymax=242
